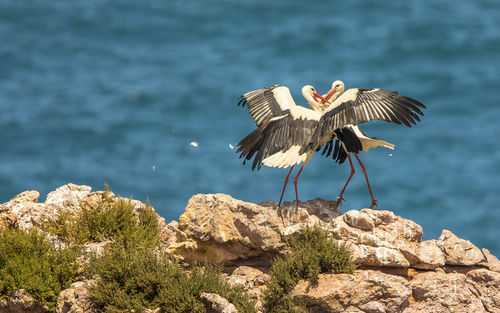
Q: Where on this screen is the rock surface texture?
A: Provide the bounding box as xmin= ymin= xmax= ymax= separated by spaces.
xmin=1 ymin=186 xmax=500 ymax=312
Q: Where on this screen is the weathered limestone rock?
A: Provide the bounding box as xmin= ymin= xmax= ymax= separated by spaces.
xmin=200 ymin=293 xmax=239 ymax=313
xmin=0 ymin=289 xmax=48 ymax=313
xmin=2 ymin=186 xmax=500 ymax=313
xmin=330 ymin=209 xmax=423 ymax=267
xmin=481 ymin=248 xmax=500 ymax=273
xmin=45 ymin=184 xmax=92 ymax=210
xmin=414 ymin=239 xmax=445 ymax=269
xmin=437 ymin=229 xmax=485 ymax=266
xmin=466 ymin=269 xmax=500 ymax=312
xmin=56 ymin=280 xmax=98 ymax=313
xmin=167 ymin=194 xmax=339 ymax=263
xmin=0 ymin=190 xmax=52 ymax=231
xmin=405 ymin=271 xmax=486 ymax=312
xmin=291 ymin=270 xmax=411 ymax=313
xmin=227 ymin=266 xmax=270 ymax=312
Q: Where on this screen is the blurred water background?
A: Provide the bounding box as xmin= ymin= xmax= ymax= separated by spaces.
xmin=1 ymin=0 xmax=499 ymax=255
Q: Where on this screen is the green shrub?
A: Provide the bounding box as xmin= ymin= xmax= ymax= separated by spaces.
xmin=0 ymin=228 xmax=78 ymax=312
xmin=264 ymin=226 xmax=355 ymax=313
xmin=47 ymin=190 xmax=160 ymax=250
xmin=89 ymin=248 xmax=256 ymax=313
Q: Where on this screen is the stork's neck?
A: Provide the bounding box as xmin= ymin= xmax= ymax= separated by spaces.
xmin=302 ymin=89 xmax=323 ymax=112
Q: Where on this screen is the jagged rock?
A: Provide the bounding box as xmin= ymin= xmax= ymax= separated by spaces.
xmin=405 ymin=271 xmax=486 ymax=312
xmin=167 ymin=194 xmax=338 ymax=263
xmin=227 ymin=266 xmax=269 ymax=312
xmin=437 ymin=229 xmax=485 ymax=266
xmin=330 ymin=209 xmax=422 ymax=267
xmin=466 ymin=269 xmax=500 ymax=312
xmin=45 ymin=184 xmax=92 ymax=210
xmin=291 ymin=270 xmax=411 ymax=313
xmin=481 ymin=248 xmax=500 ymax=273
xmin=414 ymin=239 xmax=445 ymax=269
xmin=3 ymin=187 xmax=500 ymax=313
xmin=56 ymin=280 xmax=98 ymax=313
xmin=0 ymin=190 xmax=53 ymax=231
xmin=0 ymin=289 xmax=48 ymax=313
xmin=200 ymin=293 xmax=238 ymax=313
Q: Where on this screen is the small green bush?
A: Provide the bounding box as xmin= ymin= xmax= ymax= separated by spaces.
xmin=89 ymin=248 xmax=256 ymax=313
xmin=0 ymin=228 xmax=78 ymax=312
xmin=264 ymin=226 xmax=355 ymax=313
xmin=47 ymin=190 xmax=160 ymax=250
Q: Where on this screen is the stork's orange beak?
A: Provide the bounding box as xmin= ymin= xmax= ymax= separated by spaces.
xmin=313 ymin=92 xmax=330 ymax=104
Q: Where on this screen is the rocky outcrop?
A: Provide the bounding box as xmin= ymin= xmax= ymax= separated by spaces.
xmin=56 ymin=280 xmax=98 ymax=313
xmin=166 ymin=194 xmax=341 ymax=264
xmin=0 ymin=289 xmax=48 ymax=313
xmin=200 ymin=293 xmax=239 ymax=313
xmin=171 ymin=193 xmax=499 ymax=313
xmin=1 ymin=186 xmax=500 ymax=313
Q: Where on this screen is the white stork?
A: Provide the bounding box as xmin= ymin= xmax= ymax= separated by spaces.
xmin=237 ymin=82 xmax=425 ymax=209
xmin=314 ymin=80 xmax=408 ymax=208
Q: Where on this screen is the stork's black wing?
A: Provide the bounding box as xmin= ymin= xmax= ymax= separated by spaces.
xmin=238 ymin=85 xmax=297 ymax=127
xmin=312 ymin=88 xmax=426 ymax=147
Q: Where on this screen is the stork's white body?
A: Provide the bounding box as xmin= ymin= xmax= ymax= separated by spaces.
xmin=237 ymin=81 xmax=426 ymax=208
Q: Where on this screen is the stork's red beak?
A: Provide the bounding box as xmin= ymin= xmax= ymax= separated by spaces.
xmin=313 ymin=92 xmax=330 ymax=104
xmin=325 ymin=88 xmax=336 ymax=101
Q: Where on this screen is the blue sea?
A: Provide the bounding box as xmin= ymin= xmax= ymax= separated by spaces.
xmin=1 ymin=0 xmax=500 ymax=256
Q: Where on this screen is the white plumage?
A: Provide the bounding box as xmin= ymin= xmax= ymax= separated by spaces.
xmin=237 ymin=81 xmax=426 ymax=209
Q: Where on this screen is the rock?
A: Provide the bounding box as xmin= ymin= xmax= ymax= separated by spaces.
xmin=227 ymin=266 xmax=269 ymax=312
xmin=330 ymin=209 xmax=422 ymax=267
xmin=481 ymin=248 xmax=500 ymax=273
xmin=291 ymin=270 xmax=411 ymax=313
xmin=437 ymin=229 xmax=485 ymax=266
xmin=406 ymin=271 xmax=486 ymax=312
xmin=3 ymin=187 xmax=500 ymax=313
xmin=56 ymin=280 xmax=98 ymax=313
xmin=45 ymin=184 xmax=92 ymax=210
xmin=466 ymin=269 xmax=500 ymax=312
xmin=200 ymin=293 xmax=239 ymax=313
xmin=413 ymin=240 xmax=445 ymax=269
xmin=167 ymin=194 xmax=337 ymax=264
xmin=343 ymin=210 xmax=375 ymax=230
xmin=0 ymin=289 xmax=48 ymax=313
xmin=0 ymin=190 xmax=53 ymax=232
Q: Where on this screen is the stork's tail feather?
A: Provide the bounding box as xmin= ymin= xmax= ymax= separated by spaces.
xmin=361 ymin=137 xmax=395 ymax=152
xmin=236 ymin=126 xmax=266 ymax=170
xmin=374 ymin=139 xmax=394 ymax=150
xmin=320 ymin=127 xmax=362 ymax=164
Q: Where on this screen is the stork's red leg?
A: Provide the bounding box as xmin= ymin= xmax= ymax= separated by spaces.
xmin=335 ymin=153 xmax=355 ymax=208
xmin=293 ymin=163 xmax=306 ymax=209
xmin=353 ymin=153 xmax=378 ymax=209
xmin=278 ymin=165 xmax=294 ymax=208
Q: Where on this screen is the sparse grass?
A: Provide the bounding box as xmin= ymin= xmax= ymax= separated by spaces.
xmin=264 ymin=226 xmax=355 ymax=313
xmin=0 ymin=228 xmax=79 ymax=312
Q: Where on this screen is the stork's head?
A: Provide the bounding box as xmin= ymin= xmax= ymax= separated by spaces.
xmin=302 ymin=85 xmax=330 ymax=111
xmin=324 ymin=80 xmax=345 ymax=102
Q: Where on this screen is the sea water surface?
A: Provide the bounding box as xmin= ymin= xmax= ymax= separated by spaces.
xmin=1 ymin=0 xmax=500 ymax=255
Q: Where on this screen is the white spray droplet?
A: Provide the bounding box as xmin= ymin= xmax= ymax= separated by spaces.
xmin=152 ymin=166 xmax=156 ymax=171
xmin=229 ymin=144 xmax=234 ymax=149
xmin=389 ymin=153 xmax=393 ymax=157
xmin=190 ymin=141 xmax=198 ymax=147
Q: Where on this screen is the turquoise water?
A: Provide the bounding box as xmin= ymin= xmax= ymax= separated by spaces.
xmin=1 ymin=1 xmax=500 ymax=255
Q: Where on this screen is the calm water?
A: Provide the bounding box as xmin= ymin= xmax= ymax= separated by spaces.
xmin=1 ymin=0 xmax=500 ymax=255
